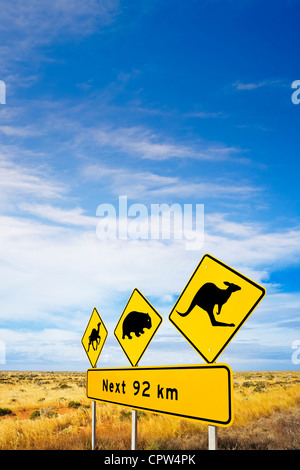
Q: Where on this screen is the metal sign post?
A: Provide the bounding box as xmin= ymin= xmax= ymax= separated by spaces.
xmin=92 ymin=400 xmax=97 ymax=450
xmin=208 ymin=425 xmax=218 ymax=450
xmin=132 ymin=365 xmax=138 ymax=451
xmin=131 ymin=409 xmax=138 ymax=450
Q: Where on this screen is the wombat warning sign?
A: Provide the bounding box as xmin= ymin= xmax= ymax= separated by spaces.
xmin=114 ymin=288 xmax=163 ymax=367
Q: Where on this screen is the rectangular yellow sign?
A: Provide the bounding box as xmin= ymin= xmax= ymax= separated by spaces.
xmin=86 ymin=364 xmax=233 ymax=427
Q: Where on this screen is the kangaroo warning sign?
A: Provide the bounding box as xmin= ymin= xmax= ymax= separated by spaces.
xmin=169 ymin=253 xmax=266 ymax=363
xmin=114 ymin=288 xmax=163 ymax=367
xmin=81 ymin=307 xmax=108 ymax=368
xmin=86 ymin=363 xmax=233 ymax=427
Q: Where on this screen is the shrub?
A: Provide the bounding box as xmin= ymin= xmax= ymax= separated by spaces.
xmin=0 ymin=407 xmax=13 ymax=416
xmin=40 ymin=407 xmax=58 ymax=418
xmin=253 ymin=382 xmax=266 ymax=392
xmin=119 ymin=410 xmax=148 ymax=420
xmin=119 ymin=410 xmax=131 ymax=420
xmin=68 ymin=401 xmax=81 ymax=409
xmin=59 ymin=383 xmax=71 ymax=389
xmin=29 ymin=410 xmax=41 ymax=419
xmin=242 ymin=381 xmax=255 ymax=388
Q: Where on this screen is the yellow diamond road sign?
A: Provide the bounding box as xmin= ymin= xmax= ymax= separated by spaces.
xmin=114 ymin=288 xmax=163 ymax=367
xmin=81 ymin=307 xmax=108 ymax=368
xmin=169 ymin=253 xmax=266 ymax=363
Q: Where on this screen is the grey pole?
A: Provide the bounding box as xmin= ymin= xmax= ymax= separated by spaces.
xmin=92 ymin=400 xmax=96 ymax=450
xmin=208 ymin=425 xmax=218 ymax=450
xmin=131 ymin=364 xmax=138 ymax=450
xmin=91 ymin=359 xmax=98 ymax=451
xmin=131 ymin=409 xmax=138 ymax=450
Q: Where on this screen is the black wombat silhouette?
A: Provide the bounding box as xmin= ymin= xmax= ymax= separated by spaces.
xmin=87 ymin=322 xmax=101 ymax=351
xmin=122 ymin=311 xmax=152 ymax=339
xmin=176 ymin=281 xmax=241 ymax=327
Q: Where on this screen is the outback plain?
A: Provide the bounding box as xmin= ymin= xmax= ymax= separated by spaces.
xmin=0 ymin=370 xmax=299 ymax=450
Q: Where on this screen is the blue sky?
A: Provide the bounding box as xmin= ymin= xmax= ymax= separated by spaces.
xmin=0 ymin=0 xmax=299 ymax=371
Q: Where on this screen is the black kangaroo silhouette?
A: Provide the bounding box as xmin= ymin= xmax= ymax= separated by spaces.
xmin=176 ymin=282 xmax=241 ymax=327
xmin=87 ymin=322 xmax=101 ymax=351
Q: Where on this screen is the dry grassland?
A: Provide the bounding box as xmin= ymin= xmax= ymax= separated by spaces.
xmin=0 ymin=370 xmax=299 ymax=450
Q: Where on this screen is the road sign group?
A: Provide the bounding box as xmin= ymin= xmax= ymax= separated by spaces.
xmin=82 ymin=253 xmax=266 ymax=427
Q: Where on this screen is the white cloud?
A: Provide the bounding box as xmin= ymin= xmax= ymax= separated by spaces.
xmin=0 ymin=215 xmax=188 ymax=320
xmin=91 ymin=126 xmax=240 ymax=161
xmin=0 ymin=0 xmax=120 ymax=42
xmin=185 ymin=111 xmax=227 ymax=119
xmin=0 ymin=208 xmax=299 ymax=321
xmin=0 ymin=125 xmax=41 ymax=137
xmin=82 ymin=164 xmax=179 ymax=198
xmin=0 ymin=0 xmax=121 ymax=75
xmin=20 ymin=203 xmax=97 ymax=227
xmin=206 ymin=212 xmax=263 ymax=237
xmin=0 ymin=327 xmax=84 ymax=367
xmin=233 ymin=79 xmax=285 ymax=91
xmin=82 ymin=163 xmax=258 ymax=199
xmin=0 ymin=157 xmax=66 ymax=202
xmin=203 ymin=226 xmax=300 ymax=278
xmin=150 ymin=181 xmax=258 ymax=199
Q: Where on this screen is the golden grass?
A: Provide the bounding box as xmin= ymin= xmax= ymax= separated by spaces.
xmin=0 ymin=370 xmax=299 ymax=450
xmin=233 ymin=372 xmax=300 ymax=426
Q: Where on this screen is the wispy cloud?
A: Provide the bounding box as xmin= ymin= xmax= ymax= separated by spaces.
xmin=204 ymin=224 xmax=300 ymax=277
xmin=82 ymin=163 xmax=259 ymax=199
xmin=20 ymin=203 xmax=97 ymax=227
xmin=0 ymin=149 xmax=66 ymax=204
xmin=0 ymin=208 xmax=299 ymax=326
xmin=0 ymin=125 xmax=41 ymax=137
xmin=0 ymin=163 xmax=65 ymax=200
xmin=0 ymin=0 xmax=121 ymax=71
xmin=185 ymin=111 xmax=227 ymax=119
xmin=82 ymin=163 xmax=177 ymax=197
xmin=232 ymin=79 xmax=285 ymax=91
xmin=206 ymin=213 xmax=263 ymax=238
xmin=91 ymin=126 xmax=240 ymax=161
xmin=0 ymin=0 xmax=120 ymax=41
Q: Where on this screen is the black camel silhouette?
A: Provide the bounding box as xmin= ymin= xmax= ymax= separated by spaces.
xmin=87 ymin=322 xmax=101 ymax=351
xmin=176 ymin=281 xmax=241 ymax=327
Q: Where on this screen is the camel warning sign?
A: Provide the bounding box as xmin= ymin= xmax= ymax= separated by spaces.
xmin=114 ymin=288 xmax=163 ymax=367
xmin=81 ymin=307 xmax=108 ymax=368
xmin=169 ymin=253 xmax=266 ymax=363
